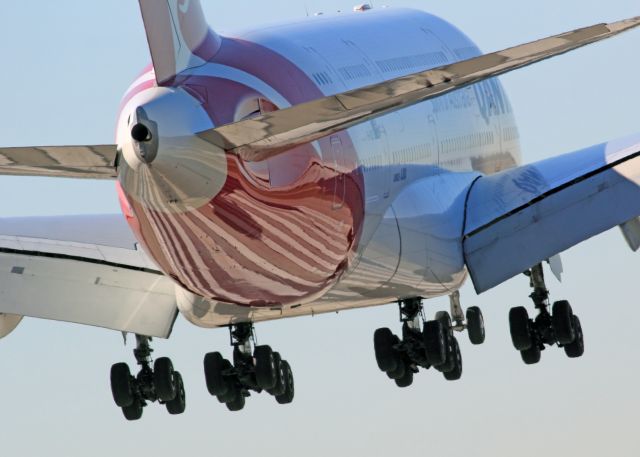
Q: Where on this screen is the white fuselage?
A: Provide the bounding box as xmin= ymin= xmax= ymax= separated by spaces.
xmin=118 ymin=8 xmax=521 ymax=326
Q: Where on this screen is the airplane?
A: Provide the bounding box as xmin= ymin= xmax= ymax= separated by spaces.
xmin=1 ymin=0 xmax=639 ymax=420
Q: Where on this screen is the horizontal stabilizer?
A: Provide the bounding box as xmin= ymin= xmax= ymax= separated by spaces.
xmin=202 ymin=16 xmax=640 ymax=162
xmin=3 ymin=17 xmax=639 ymax=181
xmin=463 ymin=134 xmax=640 ymax=293
xmin=0 ymin=145 xmax=117 ymax=179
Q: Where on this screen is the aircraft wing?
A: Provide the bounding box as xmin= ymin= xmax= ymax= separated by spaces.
xmin=463 ymin=134 xmax=640 ymax=293
xmin=1 ymin=19 xmax=638 ymax=177
xmin=0 ymin=145 xmax=117 ymax=179
xmin=201 ymin=17 xmax=640 ymax=161
xmin=0 ymin=214 xmax=178 ymax=338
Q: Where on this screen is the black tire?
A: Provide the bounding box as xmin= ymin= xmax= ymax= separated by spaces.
xmin=254 ymin=345 xmax=277 ymax=390
xmin=267 ymin=352 xmax=286 ymax=396
xmin=275 ymin=360 xmax=294 ymax=405
xmin=166 ymin=371 xmax=186 ymax=415
xmin=436 ymin=335 xmax=457 ymax=373
xmin=466 ymin=306 xmax=486 ymax=345
xmin=373 ymin=327 xmax=399 ymax=372
xmin=509 ymin=306 xmax=533 ymax=350
xmin=423 ymin=320 xmax=446 ymax=366
xmin=153 ymin=357 xmax=177 ymax=402
xmin=110 ymin=362 xmax=134 ymax=408
xmin=226 ymin=391 xmax=246 ymax=412
xmin=520 ymin=345 xmax=541 ymax=365
xmin=443 ymin=338 xmax=463 ymax=381
xmin=204 ymin=352 xmax=229 ymax=397
xmin=564 ymin=315 xmax=584 ymax=358
xmin=435 ymin=311 xmax=453 ymax=344
xmin=395 ymin=368 xmax=414 ymax=388
xmin=122 ymin=398 xmax=143 ymax=421
xmin=386 ymin=358 xmax=406 ymax=380
xmin=552 ymin=300 xmax=575 ymax=345
xmin=217 ymin=375 xmax=238 ymax=404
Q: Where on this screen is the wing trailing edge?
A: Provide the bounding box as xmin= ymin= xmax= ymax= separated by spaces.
xmin=0 ymin=214 xmax=177 ymax=338
xmin=463 ymin=134 xmax=640 ymax=293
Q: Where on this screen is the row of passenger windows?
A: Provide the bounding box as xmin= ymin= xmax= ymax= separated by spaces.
xmin=338 ymin=63 xmax=372 ymax=80
xmin=440 ymin=157 xmax=467 ymax=168
xmin=376 ymin=51 xmax=448 ymax=74
xmin=392 ymin=144 xmax=433 ymax=164
xmin=308 ymin=46 xmax=478 ymax=87
xmin=441 ymin=132 xmax=495 ymax=155
xmin=502 ymin=126 xmax=520 ymax=142
xmin=361 ymin=131 xmax=496 ymax=169
xmin=362 ymin=154 xmax=386 ymax=169
xmin=312 ymin=51 xmax=451 ymax=87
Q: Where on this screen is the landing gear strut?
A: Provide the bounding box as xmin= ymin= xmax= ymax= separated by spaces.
xmin=110 ymin=335 xmax=186 ymax=421
xmin=203 ymin=322 xmax=294 ymax=411
xmin=373 ymin=294 xmax=485 ymax=387
xmin=508 ymin=263 xmax=585 ymax=364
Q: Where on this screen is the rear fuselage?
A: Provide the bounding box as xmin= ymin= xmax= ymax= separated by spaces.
xmin=116 ymin=8 xmax=520 ymax=326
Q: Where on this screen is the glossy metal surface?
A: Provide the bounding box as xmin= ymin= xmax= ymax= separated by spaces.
xmin=464 ymin=134 xmax=640 ymax=292
xmin=124 ymin=7 xmax=522 ymax=324
xmin=0 ymin=214 xmax=177 ymax=337
xmin=0 ymin=5 xmax=638 ymax=333
xmin=0 ymin=145 xmax=117 ymax=179
xmin=202 ymin=16 xmax=640 ymax=162
xmin=138 ymin=0 xmax=222 ymax=85
xmin=0 ymin=252 xmax=176 ymax=337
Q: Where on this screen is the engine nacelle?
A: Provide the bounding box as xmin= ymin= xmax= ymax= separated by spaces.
xmin=0 ymin=314 xmax=23 ymax=339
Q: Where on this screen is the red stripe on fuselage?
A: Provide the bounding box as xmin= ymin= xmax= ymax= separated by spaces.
xmin=120 ymin=38 xmax=364 ymax=307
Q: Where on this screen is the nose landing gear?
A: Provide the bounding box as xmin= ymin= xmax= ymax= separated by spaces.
xmin=109 ymin=335 xmax=186 ymax=421
xmin=203 ymin=322 xmax=294 ymax=411
xmin=508 ymin=263 xmax=585 ymax=364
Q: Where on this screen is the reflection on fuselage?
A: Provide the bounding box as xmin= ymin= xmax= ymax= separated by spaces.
xmin=117 ymin=8 xmax=521 ymax=327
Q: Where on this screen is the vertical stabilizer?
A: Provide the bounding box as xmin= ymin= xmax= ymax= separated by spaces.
xmin=138 ymin=0 xmax=221 ymax=86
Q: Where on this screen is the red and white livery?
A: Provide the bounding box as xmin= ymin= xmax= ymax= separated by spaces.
xmin=1 ymin=1 xmax=640 ymax=418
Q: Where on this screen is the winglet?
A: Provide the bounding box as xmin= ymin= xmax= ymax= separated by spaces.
xmin=138 ymin=0 xmax=222 ymax=86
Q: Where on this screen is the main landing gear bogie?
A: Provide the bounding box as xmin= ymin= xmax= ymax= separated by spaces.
xmin=110 ymin=335 xmax=186 ymax=421
xmin=373 ymin=293 xmax=485 ymax=387
xmin=508 ymin=263 xmax=585 ymax=364
xmin=203 ymin=322 xmax=294 ymax=411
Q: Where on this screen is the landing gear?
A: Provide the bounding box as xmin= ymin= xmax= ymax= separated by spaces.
xmin=466 ymin=307 xmax=485 ymax=345
xmin=372 ymin=293 xmax=484 ymax=387
xmin=203 ymin=323 xmax=294 ymax=411
xmin=449 ymin=291 xmax=485 ymax=345
xmin=508 ymin=263 xmax=585 ymax=364
xmin=109 ymin=335 xmax=186 ymax=421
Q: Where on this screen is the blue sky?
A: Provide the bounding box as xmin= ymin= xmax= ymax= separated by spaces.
xmin=0 ymin=1 xmax=639 ymax=455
